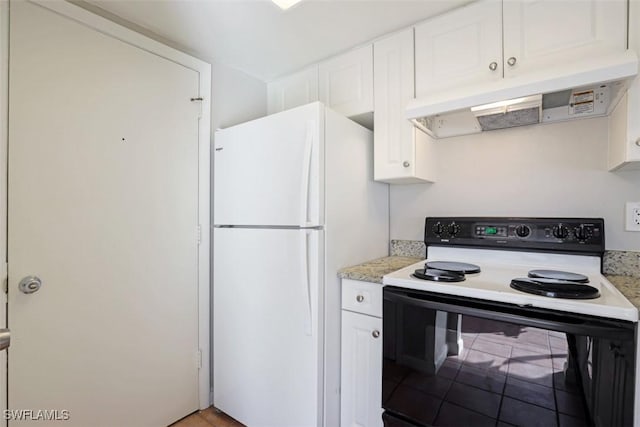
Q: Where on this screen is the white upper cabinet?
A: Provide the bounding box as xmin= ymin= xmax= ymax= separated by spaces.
xmin=374 ymin=29 xmax=435 ymax=184
xmin=503 ymin=0 xmax=627 ymax=78
xmin=608 ymin=0 xmax=640 ymax=171
xmin=267 ymin=66 xmax=318 ymax=114
xmin=415 ymin=0 xmax=503 ymax=97
xmin=415 ymin=0 xmax=628 ymax=97
xmin=319 ymin=45 xmax=374 ymax=118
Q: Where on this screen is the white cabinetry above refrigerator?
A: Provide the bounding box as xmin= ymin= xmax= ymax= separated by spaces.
xmin=318 ymin=44 xmax=374 ymax=121
xmin=267 ymin=66 xmax=319 ymax=115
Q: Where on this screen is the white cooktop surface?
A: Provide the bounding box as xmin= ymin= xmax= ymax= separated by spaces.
xmin=383 ymin=247 xmax=638 ymax=322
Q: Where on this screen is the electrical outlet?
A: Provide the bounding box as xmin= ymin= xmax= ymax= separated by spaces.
xmin=626 ymin=202 xmax=640 ymax=231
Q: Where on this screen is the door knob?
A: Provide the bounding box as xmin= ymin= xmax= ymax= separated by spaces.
xmin=0 ymin=329 xmax=10 ymax=351
xmin=19 ymin=276 xmax=42 ymax=294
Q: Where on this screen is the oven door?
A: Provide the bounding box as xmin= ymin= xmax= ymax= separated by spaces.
xmin=382 ymin=286 xmax=636 ymax=427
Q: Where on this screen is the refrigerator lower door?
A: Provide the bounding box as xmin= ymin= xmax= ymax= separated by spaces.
xmin=213 ymin=227 xmax=323 ymax=427
xmin=214 ymin=103 xmax=323 ymax=227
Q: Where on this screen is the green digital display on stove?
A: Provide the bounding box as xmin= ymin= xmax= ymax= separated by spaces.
xmin=485 ymin=227 xmax=498 ymax=235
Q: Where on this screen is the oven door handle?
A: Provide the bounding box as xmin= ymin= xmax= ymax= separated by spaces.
xmin=384 ymin=289 xmax=635 ymax=340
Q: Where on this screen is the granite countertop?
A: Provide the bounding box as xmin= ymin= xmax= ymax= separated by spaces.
xmin=337 ymin=256 xmax=422 ymax=284
xmin=605 ymin=275 xmax=640 ymax=310
xmin=338 ymin=257 xmax=640 ymax=311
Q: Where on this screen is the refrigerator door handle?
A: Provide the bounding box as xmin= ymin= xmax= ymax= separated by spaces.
xmin=299 ymin=121 xmax=314 ymax=227
xmin=300 ymin=230 xmax=312 ymax=336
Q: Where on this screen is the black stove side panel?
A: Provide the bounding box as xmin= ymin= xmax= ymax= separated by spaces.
xmin=424 ymin=217 xmax=605 ymax=257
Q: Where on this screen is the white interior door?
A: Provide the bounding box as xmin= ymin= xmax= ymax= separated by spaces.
xmin=8 ymin=2 xmax=201 ymax=425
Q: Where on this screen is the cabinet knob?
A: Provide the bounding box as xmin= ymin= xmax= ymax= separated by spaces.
xmin=372 ymin=330 xmax=380 ymax=338
xmin=489 ymin=61 xmax=498 ymax=71
xmin=356 ymin=295 xmax=364 ymax=303
xmin=507 ymin=57 xmax=517 ymax=66
xmin=403 ymin=161 xmax=410 ymax=168
xmin=635 ymin=138 xmax=640 ymax=147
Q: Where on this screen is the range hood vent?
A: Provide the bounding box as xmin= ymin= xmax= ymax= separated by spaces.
xmin=407 ymin=51 xmax=638 ymax=139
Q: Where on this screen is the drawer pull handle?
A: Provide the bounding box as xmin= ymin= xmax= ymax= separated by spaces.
xmin=356 ymin=295 xmax=364 ymax=303
xmin=372 ymin=330 xmax=380 ymax=338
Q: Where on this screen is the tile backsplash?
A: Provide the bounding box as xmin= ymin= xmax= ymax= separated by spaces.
xmin=390 ymin=240 xmax=640 ymax=278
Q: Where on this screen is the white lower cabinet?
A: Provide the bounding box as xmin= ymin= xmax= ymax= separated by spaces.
xmin=341 ymin=279 xmax=383 ymax=427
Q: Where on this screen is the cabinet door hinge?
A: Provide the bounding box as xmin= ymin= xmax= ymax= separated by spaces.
xmin=197 ymin=225 xmax=202 ymax=245
xmin=196 ymin=349 xmax=202 ymax=369
xmin=3 ymin=263 xmax=7 ymax=294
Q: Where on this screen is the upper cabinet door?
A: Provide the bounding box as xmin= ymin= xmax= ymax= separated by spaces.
xmin=374 ymin=28 xmax=435 ymax=184
xmin=267 ymin=66 xmax=319 ymax=114
xmin=503 ymin=0 xmax=627 ymax=78
xmin=374 ymin=29 xmax=415 ymax=182
xmin=319 ymin=44 xmax=374 ymax=117
xmin=415 ymin=0 xmax=503 ymax=97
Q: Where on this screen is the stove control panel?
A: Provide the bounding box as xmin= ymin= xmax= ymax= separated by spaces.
xmin=425 ymin=217 xmax=604 ymax=255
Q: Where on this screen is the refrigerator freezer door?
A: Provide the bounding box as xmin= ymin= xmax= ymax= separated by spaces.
xmin=214 ymin=103 xmax=323 ymax=227
xmin=213 ymin=227 xmax=322 ymax=427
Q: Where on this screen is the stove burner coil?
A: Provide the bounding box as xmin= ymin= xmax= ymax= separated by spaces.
xmin=425 ymin=261 xmax=481 ymax=274
xmin=510 ymin=277 xmax=600 ymax=299
xmin=528 ymin=269 xmax=589 ymax=283
xmin=412 ymin=268 xmax=465 ymax=282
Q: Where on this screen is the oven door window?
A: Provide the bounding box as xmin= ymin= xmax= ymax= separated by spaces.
xmin=382 ymin=288 xmax=636 ymax=427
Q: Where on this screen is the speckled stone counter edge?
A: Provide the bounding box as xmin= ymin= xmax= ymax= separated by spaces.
xmin=391 ymin=240 xmax=640 ymax=278
xmin=337 ymin=256 xmax=422 ymax=284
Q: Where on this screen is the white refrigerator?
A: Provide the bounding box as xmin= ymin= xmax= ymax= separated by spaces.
xmin=213 ymin=102 xmax=389 ymax=427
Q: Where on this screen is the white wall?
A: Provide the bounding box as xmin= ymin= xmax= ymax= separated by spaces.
xmin=390 ymin=117 xmax=640 ymax=251
xmin=211 ymin=61 xmax=266 ymax=131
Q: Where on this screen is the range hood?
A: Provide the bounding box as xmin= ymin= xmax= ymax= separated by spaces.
xmin=407 ymin=51 xmax=639 ymax=139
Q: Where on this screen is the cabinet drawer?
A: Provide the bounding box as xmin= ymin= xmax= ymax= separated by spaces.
xmin=342 ymin=279 xmax=382 ymax=317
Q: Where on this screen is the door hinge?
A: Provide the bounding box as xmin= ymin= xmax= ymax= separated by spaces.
xmin=190 ymin=97 xmax=203 ymax=119
xmin=197 ymin=349 xmax=202 ymax=369
xmin=197 ymin=224 xmax=202 ymax=245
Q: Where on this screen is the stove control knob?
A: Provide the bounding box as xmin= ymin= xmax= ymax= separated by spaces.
xmin=448 ymin=222 xmax=460 ymax=237
xmin=574 ymin=225 xmax=591 ymax=242
xmin=432 ymin=222 xmax=444 ymax=236
xmin=552 ymin=224 xmax=569 ymax=239
xmin=515 ymin=225 xmax=531 ymax=238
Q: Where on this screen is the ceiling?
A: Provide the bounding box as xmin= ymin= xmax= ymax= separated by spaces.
xmin=85 ymin=0 xmax=473 ymax=82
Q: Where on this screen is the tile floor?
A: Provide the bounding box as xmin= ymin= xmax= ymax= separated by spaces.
xmin=176 ymin=320 xmax=590 ymax=427
xmin=170 ymin=407 xmax=244 ymax=427
xmin=384 ymin=317 xmax=591 ymax=427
